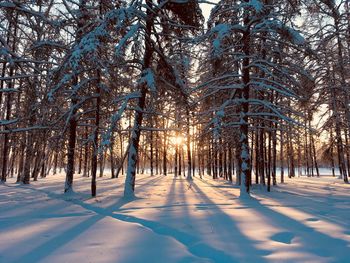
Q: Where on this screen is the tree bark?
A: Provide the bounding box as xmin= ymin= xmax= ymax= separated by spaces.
xmin=91 ymin=71 xmax=101 ymax=197
xmin=239 ymin=5 xmax=251 ymax=196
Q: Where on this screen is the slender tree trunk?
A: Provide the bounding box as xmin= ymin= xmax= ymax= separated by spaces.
xmin=65 ymin=97 xmax=78 ymax=192
xmin=311 ymin=133 xmax=320 ymax=177
xmin=239 ymin=8 xmax=251 ymax=196
xmin=192 ymin=138 xmax=196 ymax=177
xmin=228 ymin=147 xmax=233 ymax=182
xmin=120 ymin=132 xmax=124 ymax=175
xmin=329 ymin=127 xmax=336 ymax=177
xmin=219 ymin=138 xmax=223 ymax=178
xmin=223 ymin=145 xmax=227 ymax=180
xmin=110 ymin=144 xmax=115 ymax=178
xmin=207 ymin=137 xmax=211 ymax=176
xmin=255 ymin=125 xmax=259 ymax=184
xmin=53 ymin=148 xmax=58 ymax=175
xmin=91 ymin=72 xmax=101 ymax=197
xmin=267 ymin=130 xmax=271 ymax=192
xmin=296 ymin=120 xmax=302 ymax=176
xmin=259 ymin=127 xmax=265 ymax=185
xmin=213 ymin=139 xmax=217 ymax=179
xmin=78 ymin=143 xmax=83 ymax=174
xmin=186 ymin=108 xmax=192 ymax=180
xmin=163 ymin=119 xmax=168 ymax=176
xmin=174 ymin=143 xmax=178 ymax=177
xmin=179 ymin=145 xmax=182 ymax=176
xmin=155 ymin=132 xmax=159 ymax=174
xmin=280 ymin=129 xmax=284 ymax=183
xmin=344 ymin=131 xmax=350 ymax=178
xmin=16 ymin=138 xmax=25 ymax=182
xmin=182 ymin=146 xmax=186 ymax=177
xmin=99 ymin=150 xmax=105 ymax=177
xmin=272 ymin=125 xmax=277 ymax=186
xmin=83 ymin=127 xmax=89 ymax=177
xmin=116 ymin=145 xmax=128 ymax=178
xmin=150 ymin=127 xmax=154 ymax=176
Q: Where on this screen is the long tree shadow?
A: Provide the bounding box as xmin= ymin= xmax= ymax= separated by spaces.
xmin=165 ymin=176 xmax=178 ymax=202
xmin=190 ymin=181 xmax=271 ymax=262
xmin=0 ymin=184 xmax=96 ymax=232
xmin=111 ymin=212 xmax=235 ymax=262
xmin=197 ymin=177 xmax=350 ymax=260
xmin=7 ymin=185 xmax=134 ymax=263
xmin=197 ymin=177 xmax=239 ymax=198
xmin=90 ymin=174 xmax=164 ymax=204
xmin=12 ymin=175 xmax=346 ymax=262
xmin=17 ymin=214 xmax=104 ymax=263
xmin=65 ymin=177 xmax=237 ymax=262
xmin=240 ymin=197 xmax=350 ymax=261
xmin=113 ymin=177 xmax=231 ymax=213
xmin=162 ymin=176 xmax=180 ymax=212
xmin=0 ymin=198 xmax=66 ymax=217
xmin=257 ymin=188 xmax=350 ymax=227
xmin=134 ymin=174 xmax=167 ymax=195
xmin=28 ymin=176 xmax=239 ymax=262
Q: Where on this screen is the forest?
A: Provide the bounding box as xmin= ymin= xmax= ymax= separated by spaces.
xmin=0 ymin=1 xmax=350 ymax=262
xmin=1 ymin=0 xmax=350 ymax=196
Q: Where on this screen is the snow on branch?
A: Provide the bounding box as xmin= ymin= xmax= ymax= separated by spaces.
xmin=138 ymin=68 xmax=156 ymax=93
xmin=48 ymin=73 xmax=74 ymax=101
xmin=0 ymin=88 xmax=19 ymax=93
xmin=0 ymin=45 xmax=15 ymax=65
xmin=253 ymin=19 xmax=305 ymax=46
xmin=241 ymin=0 xmax=264 ymax=12
xmin=0 ymin=119 xmax=18 ymax=126
xmin=0 ymin=126 xmax=49 ymax=134
xmin=101 ymin=92 xmax=141 ymax=148
xmin=69 ymin=26 xmax=109 ymax=70
xmin=115 ymin=23 xmax=140 ymax=58
xmin=209 ymin=23 xmax=242 ymax=57
xmin=48 ymin=6 xmax=137 ymax=99
xmin=248 ymin=98 xmax=301 ymax=126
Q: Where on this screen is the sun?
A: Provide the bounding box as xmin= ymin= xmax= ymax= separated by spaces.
xmin=172 ymin=135 xmax=184 ymax=146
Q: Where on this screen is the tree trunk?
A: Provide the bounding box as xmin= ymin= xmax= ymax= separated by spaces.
xmin=110 ymin=138 xmax=115 ymax=178
xmin=163 ymin=119 xmax=168 ymax=176
xmin=150 ymin=127 xmax=154 ymax=176
xmin=329 ymin=127 xmax=336 ymax=177
xmin=65 ymin=97 xmax=78 ymax=192
xmin=228 ymin=147 xmax=233 ymax=182
xmin=124 ymin=0 xmax=154 ymax=197
xmin=186 ymin=108 xmax=192 ymax=180
xmin=83 ymin=127 xmax=89 ymax=177
xmin=91 ymin=71 xmax=101 ymax=197
xmin=239 ymin=7 xmax=251 ymax=196
xmin=280 ymin=129 xmax=284 ymax=183
xmin=311 ymin=133 xmax=320 ymax=177
xmin=65 ymin=0 xmax=87 ymax=192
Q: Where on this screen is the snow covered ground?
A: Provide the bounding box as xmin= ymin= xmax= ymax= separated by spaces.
xmin=1 ymin=173 xmax=349 ymax=263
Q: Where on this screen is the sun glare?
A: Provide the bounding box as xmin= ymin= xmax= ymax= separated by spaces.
xmin=173 ymin=136 xmax=184 ymax=146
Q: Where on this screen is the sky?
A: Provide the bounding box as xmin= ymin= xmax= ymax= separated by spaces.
xmin=200 ymin=1 xmax=218 ymax=22
xmin=200 ymin=3 xmax=213 ymax=20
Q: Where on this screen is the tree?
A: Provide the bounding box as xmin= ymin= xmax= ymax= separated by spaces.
xmin=120 ymin=0 xmax=203 ymax=197
xmin=200 ymin=0 xmax=311 ymax=196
